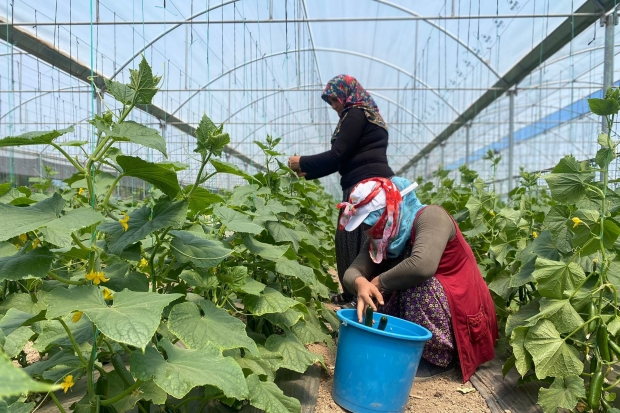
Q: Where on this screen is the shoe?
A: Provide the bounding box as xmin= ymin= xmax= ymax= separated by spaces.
xmin=414 ymin=359 xmax=456 ymax=382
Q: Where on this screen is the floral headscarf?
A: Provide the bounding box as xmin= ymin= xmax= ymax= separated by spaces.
xmin=322 ymin=74 xmax=387 ymax=142
xmin=363 ymin=177 xmax=426 ymax=261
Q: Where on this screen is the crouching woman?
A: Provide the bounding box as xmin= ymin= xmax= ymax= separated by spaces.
xmin=339 ymin=176 xmax=497 ymax=382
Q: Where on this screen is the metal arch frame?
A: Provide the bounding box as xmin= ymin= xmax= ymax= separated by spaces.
xmin=374 ymin=0 xmax=501 ymax=79
xmin=171 ymin=47 xmax=460 ymax=118
xmin=0 ymin=85 xmax=89 ymax=122
xmin=231 ymin=90 xmax=437 ymax=151
xmin=109 ymin=0 xmax=239 ymax=80
xmin=396 ymin=0 xmax=619 ymax=175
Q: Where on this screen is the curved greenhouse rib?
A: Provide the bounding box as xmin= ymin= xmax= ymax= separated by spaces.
xmin=171 ymin=47 xmax=459 ymax=117
xmin=109 ymin=0 xmax=239 ymax=80
xmin=374 ymin=0 xmax=500 ymax=79
xmin=231 ymin=91 xmax=436 ymax=151
xmin=0 ymin=85 xmax=89 ymax=122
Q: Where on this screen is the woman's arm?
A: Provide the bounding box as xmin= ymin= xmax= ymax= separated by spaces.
xmin=298 ymin=109 xmax=366 ymax=180
xmin=342 ymin=239 xmax=381 ymax=294
xmin=378 ymin=206 xmax=456 ymax=293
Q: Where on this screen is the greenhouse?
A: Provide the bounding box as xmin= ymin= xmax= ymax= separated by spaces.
xmin=2 ymin=1 xmax=620 ymax=412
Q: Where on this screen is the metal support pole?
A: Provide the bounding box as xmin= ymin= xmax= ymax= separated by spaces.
xmin=440 ymin=142 xmax=446 ymax=169
xmin=424 ymin=155 xmax=429 ymax=180
xmin=465 ymin=122 xmax=471 ymax=166
xmin=508 ymin=89 xmax=516 ymax=194
xmin=602 ymin=12 xmax=615 ymax=133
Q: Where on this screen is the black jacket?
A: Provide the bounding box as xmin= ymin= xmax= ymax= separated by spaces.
xmin=299 ymin=108 xmax=394 ymax=189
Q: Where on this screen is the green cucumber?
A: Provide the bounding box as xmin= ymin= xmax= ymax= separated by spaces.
xmin=377 ymin=316 xmax=388 ymax=331
xmin=597 ymin=325 xmax=612 ymax=363
xmin=588 ymin=364 xmax=604 ymax=411
xmin=364 ymin=306 xmax=374 ymax=327
xmin=608 ymin=339 xmax=620 ymax=359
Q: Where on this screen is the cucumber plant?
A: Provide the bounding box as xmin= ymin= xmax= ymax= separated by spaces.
xmin=0 ymin=57 xmax=339 ymax=413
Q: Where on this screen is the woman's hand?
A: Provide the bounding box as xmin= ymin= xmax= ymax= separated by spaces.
xmin=287 ymin=156 xmax=306 ymax=177
xmin=355 ymin=277 xmax=384 ymax=323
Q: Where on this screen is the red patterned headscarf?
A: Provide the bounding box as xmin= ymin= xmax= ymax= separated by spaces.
xmin=336 ymin=177 xmax=402 ymax=264
xmin=322 ymin=75 xmax=387 ymax=142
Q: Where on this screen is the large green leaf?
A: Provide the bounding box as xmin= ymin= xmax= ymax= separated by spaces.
xmin=0 ymin=247 xmax=54 ymax=282
xmin=532 ymin=258 xmax=586 ymax=299
xmin=130 ymin=339 xmax=248 ymax=399
xmin=238 ymin=278 xmax=266 ymax=296
xmin=510 ymin=326 xmax=532 ymax=377
xmin=44 ymin=286 xmax=182 ymax=349
xmin=531 ymin=231 xmax=561 ymax=261
xmin=98 ymin=201 xmax=187 ymax=255
xmin=244 ymin=287 xmax=299 ymax=316
xmin=275 ymin=260 xmax=317 ymax=287
xmin=243 ymin=236 xmax=290 ymax=261
xmin=537 ymin=376 xmax=585 ymax=413
xmin=108 ymin=121 xmax=167 ymax=156
xmin=105 ymin=372 xmax=167 ymax=413
xmin=170 ymin=230 xmax=231 ymax=268
xmin=33 ymin=315 xmax=93 ymax=352
xmin=39 ymin=208 xmax=104 ymax=247
xmin=0 ymin=353 xmax=60 ymax=398
xmin=267 ymin=222 xmax=302 ymax=252
xmin=104 ymin=79 xmax=135 ymax=105
xmin=0 ymin=401 xmax=35 ymax=413
xmin=0 ymin=193 xmax=65 ymax=241
xmin=489 ymin=233 xmax=511 ymax=265
xmin=543 ymin=156 xmax=594 ymax=203
xmin=128 ymin=56 xmax=161 ymax=105
xmin=263 ymin=308 xmax=305 ymax=328
xmin=530 ymin=298 xmax=584 ymax=335
xmin=116 ymin=156 xmax=180 ymax=198
xmin=524 ymin=320 xmax=583 ymax=379
xmin=186 ymin=186 xmax=225 ymax=215
xmin=210 ymin=159 xmax=254 ymax=181
xmin=246 ymin=374 xmax=301 ymax=413
xmin=168 ymin=300 xmax=259 ymax=355
xmin=291 ymin=320 xmax=331 ymax=346
xmin=24 ymin=348 xmax=82 ymax=378
xmin=264 ymin=334 xmax=323 ymax=373
xmin=4 ymin=326 xmax=33 ymax=358
xmin=0 ymin=308 xmax=35 ymax=336
xmin=0 ymin=127 xmax=73 ymax=148
xmin=214 ymin=205 xmax=264 ymax=234
xmin=588 ymin=97 xmax=620 ymax=116
xmin=103 ymin=262 xmax=149 ymax=292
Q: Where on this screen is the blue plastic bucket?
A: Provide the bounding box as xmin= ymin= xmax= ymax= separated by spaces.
xmin=332 ymin=309 xmax=432 ymax=413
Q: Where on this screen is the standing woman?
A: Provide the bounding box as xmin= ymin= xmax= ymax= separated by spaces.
xmin=288 ymin=75 xmax=394 ymax=304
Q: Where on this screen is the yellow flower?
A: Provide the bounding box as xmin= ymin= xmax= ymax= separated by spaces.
xmin=72 ymin=311 xmax=83 ymax=323
xmin=78 ymin=188 xmax=84 ymax=195
xmin=119 ymin=212 xmax=130 ymax=232
xmin=103 ymin=288 xmax=114 ymax=300
xmin=60 ymin=375 xmax=75 ymax=393
xmin=85 ymin=270 xmax=109 ymax=285
xmin=489 ymin=211 xmax=495 ymax=217
xmin=139 ymin=258 xmax=148 ymax=268
xmin=32 ymin=238 xmax=40 ymax=248
xmin=532 ymin=231 xmax=538 ymax=239
xmin=19 ymin=233 xmax=27 ymax=242
xmin=572 ymin=217 xmax=583 ymax=229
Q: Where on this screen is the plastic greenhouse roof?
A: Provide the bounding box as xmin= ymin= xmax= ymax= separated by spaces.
xmin=0 ymin=0 xmax=618 ymax=196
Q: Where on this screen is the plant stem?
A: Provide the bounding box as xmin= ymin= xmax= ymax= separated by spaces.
xmin=71 ymin=233 xmax=91 ymax=251
xmin=59 ymin=319 xmax=88 ymax=365
xmin=87 ymin=326 xmax=97 ymax=407
xmin=187 ymin=152 xmax=212 ymax=198
xmin=49 ymin=392 xmax=68 ymax=413
xmin=149 ymin=227 xmax=171 ymax=293
xmin=563 ymin=316 xmax=601 ymax=342
xmin=48 ymin=272 xmax=86 ymax=286
xmin=100 ymin=379 xmax=143 ymax=406
xmin=102 ymin=174 xmax=125 ymax=206
xmin=51 ymin=143 xmax=86 ymax=174
xmin=604 ymin=376 xmax=620 ymax=391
